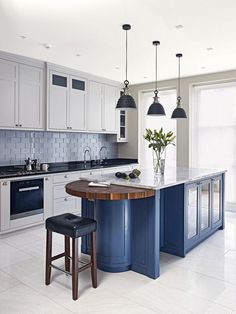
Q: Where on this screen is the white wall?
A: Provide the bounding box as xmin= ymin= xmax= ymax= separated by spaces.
xmin=118 ymin=69 xmax=236 ymax=167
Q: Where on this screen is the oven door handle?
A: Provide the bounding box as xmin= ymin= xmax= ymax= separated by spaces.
xmin=18 ymin=186 xmax=40 ymax=192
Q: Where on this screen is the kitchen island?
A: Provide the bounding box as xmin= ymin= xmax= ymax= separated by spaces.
xmin=66 ymin=167 xmax=226 ymax=279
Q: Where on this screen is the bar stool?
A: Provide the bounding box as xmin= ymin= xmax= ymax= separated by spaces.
xmin=45 ymin=213 xmax=97 ymax=300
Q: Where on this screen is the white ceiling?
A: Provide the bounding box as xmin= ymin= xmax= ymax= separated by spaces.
xmin=0 ymin=0 xmax=236 ymax=84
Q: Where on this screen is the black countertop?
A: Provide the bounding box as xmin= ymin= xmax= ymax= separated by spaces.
xmin=0 ymin=158 xmax=138 ymax=179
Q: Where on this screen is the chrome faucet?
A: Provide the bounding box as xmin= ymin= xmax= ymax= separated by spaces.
xmin=83 ymin=147 xmax=92 ymax=168
xmin=99 ymin=146 xmax=107 ymax=165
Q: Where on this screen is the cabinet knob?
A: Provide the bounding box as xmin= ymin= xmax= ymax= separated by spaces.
xmin=64 ymin=175 xmax=68 ymax=178
xmin=19 ymin=124 xmax=22 ymax=127
xmin=2 ymin=182 xmax=8 ymax=186
xmin=64 ymin=197 xmax=68 ymax=201
xmin=45 ymin=177 xmax=49 ymax=181
xmin=15 ymin=124 xmax=18 ymax=127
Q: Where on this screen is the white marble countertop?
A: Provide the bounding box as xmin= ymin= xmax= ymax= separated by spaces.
xmin=80 ymin=167 xmax=226 ymax=190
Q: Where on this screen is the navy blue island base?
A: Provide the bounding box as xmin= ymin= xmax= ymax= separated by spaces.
xmin=80 ymin=171 xmax=225 ymax=279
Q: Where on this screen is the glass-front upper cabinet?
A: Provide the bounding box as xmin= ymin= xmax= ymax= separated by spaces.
xmin=117 ymin=110 xmax=128 ymax=142
xmin=199 ymin=180 xmax=211 ymax=233
xmin=212 ymin=176 xmax=222 ymax=225
xmin=186 ymin=184 xmax=198 ymax=240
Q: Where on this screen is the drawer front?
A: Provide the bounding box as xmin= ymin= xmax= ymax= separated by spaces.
xmin=53 ymin=184 xmax=72 ymax=199
xmin=79 ymin=169 xmax=102 ymax=179
xmin=53 ymin=172 xmax=81 ymax=184
xmin=54 ymin=197 xmax=78 ymax=216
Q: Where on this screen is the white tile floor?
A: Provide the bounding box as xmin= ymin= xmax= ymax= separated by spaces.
xmin=0 ymin=212 xmax=236 ymax=314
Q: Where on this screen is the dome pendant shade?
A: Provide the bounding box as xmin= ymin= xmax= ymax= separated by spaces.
xmin=171 ymin=53 xmax=187 ymax=119
xmin=116 ymin=93 xmax=136 ymax=109
xmin=147 ymin=95 xmax=166 ymax=115
xmin=116 ymin=24 xmax=136 ymax=110
xmin=171 ymin=107 xmax=187 ymax=118
xmin=147 ymin=41 xmax=165 ymax=116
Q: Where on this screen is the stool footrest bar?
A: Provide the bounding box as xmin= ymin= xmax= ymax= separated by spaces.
xmin=51 ymin=264 xmax=71 ymax=276
xmin=78 ymin=262 xmax=92 ymax=273
xmin=51 ymin=252 xmax=66 ymax=261
xmin=50 ymin=262 xmax=92 ymax=275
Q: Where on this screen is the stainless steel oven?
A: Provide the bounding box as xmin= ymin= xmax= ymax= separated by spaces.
xmin=10 ymin=179 xmax=44 ymax=220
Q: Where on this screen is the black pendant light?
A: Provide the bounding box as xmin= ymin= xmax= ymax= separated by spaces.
xmin=116 ymin=24 xmax=136 ymax=110
xmin=171 ymin=53 xmax=187 ymax=119
xmin=147 ymin=41 xmax=165 ymax=116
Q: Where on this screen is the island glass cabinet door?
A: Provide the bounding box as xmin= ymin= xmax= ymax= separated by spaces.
xmin=186 ymin=183 xmax=199 ymax=242
xmin=212 ymin=176 xmax=222 ymax=227
xmin=199 ymin=180 xmax=211 ymax=235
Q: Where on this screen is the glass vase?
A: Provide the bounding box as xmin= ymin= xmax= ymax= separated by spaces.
xmin=152 ymin=149 xmax=166 ymax=176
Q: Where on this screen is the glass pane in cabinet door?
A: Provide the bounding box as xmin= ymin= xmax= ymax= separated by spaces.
xmin=120 ymin=127 xmax=125 ymax=139
xmin=212 ymin=179 xmax=221 ymax=223
xmin=200 ymin=182 xmax=210 ymax=231
xmin=187 ymin=186 xmax=198 ymax=239
xmin=120 ymin=114 xmax=125 ymax=126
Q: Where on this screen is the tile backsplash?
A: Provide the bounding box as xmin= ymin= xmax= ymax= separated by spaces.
xmin=0 ymin=130 xmax=118 ymax=166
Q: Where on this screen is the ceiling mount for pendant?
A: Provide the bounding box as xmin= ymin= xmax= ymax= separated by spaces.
xmin=171 ymin=53 xmax=187 ymax=119
xmin=122 ymin=24 xmax=131 ymax=31
xmin=147 ymin=40 xmax=166 ymax=116
xmin=116 ymin=24 xmax=136 ymax=110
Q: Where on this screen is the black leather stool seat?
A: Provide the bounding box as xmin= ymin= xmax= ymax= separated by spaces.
xmin=46 ymin=213 xmax=97 ymax=238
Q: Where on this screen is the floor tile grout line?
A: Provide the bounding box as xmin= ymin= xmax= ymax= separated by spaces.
xmin=14 ymin=279 xmax=75 ymax=314
xmin=171 ymin=263 xmax=236 ymax=287
xmin=0 ymin=281 xmax=22 ymax=296
xmin=123 ymin=280 xmax=235 ymax=313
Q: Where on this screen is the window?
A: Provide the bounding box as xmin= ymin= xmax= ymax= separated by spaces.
xmin=139 ymin=89 xmax=177 ymax=169
xmin=191 ymin=82 xmax=236 ymax=210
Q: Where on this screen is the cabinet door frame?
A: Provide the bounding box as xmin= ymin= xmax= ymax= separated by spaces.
xmin=87 ymin=80 xmax=103 ymax=132
xmin=0 ymin=59 xmax=19 ymax=129
xmin=199 ymin=179 xmax=212 ymax=236
xmin=102 ymin=84 xmax=118 ymax=133
xmin=117 ymin=109 xmax=128 ymax=142
xmin=211 ymin=175 xmax=223 ymax=228
xmin=0 ymin=180 xmax=11 ymax=231
xmin=18 ymin=64 xmax=44 ymax=130
xmin=48 ymin=70 xmax=69 ymax=130
xmin=68 ymin=75 xmax=87 ymax=131
xmin=184 ymin=182 xmax=200 ymax=248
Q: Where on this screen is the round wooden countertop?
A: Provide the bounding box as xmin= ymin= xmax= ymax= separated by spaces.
xmin=66 ymin=180 xmax=155 ymax=201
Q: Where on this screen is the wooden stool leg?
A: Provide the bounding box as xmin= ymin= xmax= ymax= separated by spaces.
xmin=65 ymin=236 xmax=70 ymax=272
xmin=91 ymin=232 xmax=97 ymax=288
xmin=45 ymin=230 xmax=52 ymax=285
xmin=72 ymin=238 xmax=79 ymax=300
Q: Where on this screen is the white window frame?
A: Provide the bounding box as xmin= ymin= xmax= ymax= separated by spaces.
xmin=138 ymin=87 xmax=177 ymax=168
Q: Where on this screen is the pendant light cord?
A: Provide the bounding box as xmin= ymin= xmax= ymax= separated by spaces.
xmin=155 ymin=44 xmax=158 ymax=93
xmin=178 ymin=56 xmax=180 ymax=98
xmin=125 ymin=29 xmax=128 ymax=83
